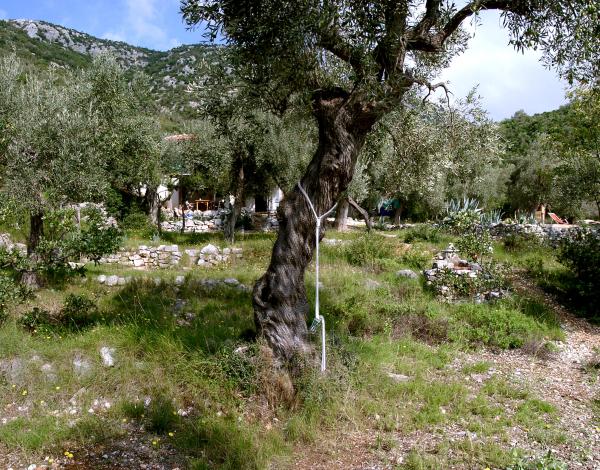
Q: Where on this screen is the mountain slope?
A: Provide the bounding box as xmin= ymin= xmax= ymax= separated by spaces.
xmin=0 ymin=19 xmax=226 ymax=119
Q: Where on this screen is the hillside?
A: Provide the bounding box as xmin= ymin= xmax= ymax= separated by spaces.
xmin=0 ymin=19 xmax=226 ymax=119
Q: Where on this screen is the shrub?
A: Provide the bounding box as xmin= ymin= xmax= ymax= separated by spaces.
xmin=450 ymin=303 xmax=544 ymax=349
xmin=0 ymin=274 xmax=27 ymax=322
xmin=403 ymin=225 xmax=441 ymax=243
xmin=558 ymin=228 xmax=600 ymax=310
xmin=77 ymin=207 xmax=121 ymax=264
xmin=455 ymin=229 xmax=493 ymax=262
xmin=121 ymin=210 xmax=151 ymax=230
xmin=60 ymin=293 xmax=101 ymax=330
xmin=503 ymin=233 xmax=543 ymax=252
xmin=400 ymin=249 xmax=431 ymax=270
xmin=343 ymin=233 xmax=394 ymax=270
xmin=18 ymin=307 xmax=53 ymax=331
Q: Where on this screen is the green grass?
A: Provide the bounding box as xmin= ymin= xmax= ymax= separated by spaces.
xmin=0 ymin=228 xmax=580 ymax=468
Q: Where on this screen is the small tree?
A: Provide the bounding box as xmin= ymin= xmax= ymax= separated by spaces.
xmin=0 ymin=55 xmax=157 ymax=287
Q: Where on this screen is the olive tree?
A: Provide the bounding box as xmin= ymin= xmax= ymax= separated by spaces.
xmin=0 ymin=55 xmax=158 ymax=287
xmin=182 ymin=0 xmax=599 ymax=361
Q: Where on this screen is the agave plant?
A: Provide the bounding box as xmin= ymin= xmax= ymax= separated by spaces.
xmin=445 ymin=197 xmax=482 ymax=216
xmin=442 ymin=197 xmax=482 ymax=233
xmin=514 ymin=210 xmax=537 ymax=225
xmin=480 ymin=209 xmax=504 ymax=226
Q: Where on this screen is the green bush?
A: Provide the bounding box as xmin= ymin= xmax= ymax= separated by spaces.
xmin=441 ymin=198 xmax=482 ymax=234
xmin=121 ymin=210 xmax=154 ymax=235
xmin=403 ymin=225 xmax=441 ymax=243
xmin=18 ymin=307 xmax=53 ymax=332
xmin=400 ymin=249 xmax=431 ymax=270
xmin=18 ymin=294 xmax=101 ymax=332
xmin=0 ymin=274 xmax=27 ymax=322
xmin=450 ymin=303 xmax=545 ymax=349
xmin=558 ymin=229 xmax=600 ymax=310
xmin=343 ymin=233 xmax=394 ymax=270
xmin=503 ymin=233 xmax=543 ymax=253
xmin=60 ymin=293 xmax=101 ymax=330
xmin=77 ymin=208 xmax=122 ymax=264
xmin=456 ymin=229 xmax=493 ymax=262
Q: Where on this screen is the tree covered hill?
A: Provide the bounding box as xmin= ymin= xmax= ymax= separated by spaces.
xmin=0 ymin=19 xmax=226 ymax=119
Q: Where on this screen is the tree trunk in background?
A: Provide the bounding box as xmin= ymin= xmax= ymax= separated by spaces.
xmin=224 ymin=164 xmax=245 ymax=244
xmin=348 ymin=196 xmax=372 ymax=232
xmin=253 ymin=91 xmax=377 ymax=362
xmin=21 ymin=212 xmax=44 ymax=289
xmin=180 ymin=186 xmax=186 ymax=235
xmin=334 ymin=197 xmax=349 ymax=231
xmin=147 ymin=186 xmax=162 ymax=235
xmin=393 ymin=204 xmax=404 ymax=225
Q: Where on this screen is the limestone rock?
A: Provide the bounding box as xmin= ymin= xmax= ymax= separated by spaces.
xmin=396 ymin=269 xmax=418 ymax=279
xmin=99 ymin=347 xmax=116 ymax=367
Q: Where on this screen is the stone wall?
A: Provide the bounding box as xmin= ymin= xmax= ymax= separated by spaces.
xmin=488 ymin=223 xmax=596 ymax=245
xmin=160 ymin=209 xmax=225 ymax=233
xmin=160 ymin=209 xmax=280 ymax=233
xmin=98 ymin=243 xmax=242 ymax=269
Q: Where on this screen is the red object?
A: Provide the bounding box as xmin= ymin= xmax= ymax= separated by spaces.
xmin=549 ymin=212 xmax=567 ymax=224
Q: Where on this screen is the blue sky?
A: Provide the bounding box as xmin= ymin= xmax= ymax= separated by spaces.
xmin=0 ymin=1 xmax=568 ymax=120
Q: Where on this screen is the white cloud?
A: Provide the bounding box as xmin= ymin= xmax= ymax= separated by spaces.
xmin=104 ymin=0 xmax=181 ymax=51
xmin=102 ymin=31 xmax=126 ymax=42
xmin=437 ymin=11 xmax=568 ymax=120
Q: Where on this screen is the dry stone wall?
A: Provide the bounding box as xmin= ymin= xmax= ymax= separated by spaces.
xmin=98 ymin=243 xmax=242 ymax=269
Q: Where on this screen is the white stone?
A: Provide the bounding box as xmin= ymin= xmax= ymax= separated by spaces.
xmin=387 ymin=372 xmax=410 ymax=382
xmin=133 ymin=258 xmax=145 ymax=267
xmin=97 ymin=275 xmax=106 ymax=284
xmin=99 ymin=347 xmax=116 ymax=367
xmin=106 ymin=275 xmax=119 ymax=287
xmin=200 ymin=244 xmax=220 ymax=255
xmin=175 ymin=275 xmax=185 ymax=286
xmin=223 ymin=278 xmax=239 ymax=286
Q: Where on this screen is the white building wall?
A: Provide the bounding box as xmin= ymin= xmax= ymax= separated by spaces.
xmin=268 ymin=188 xmax=284 ymax=212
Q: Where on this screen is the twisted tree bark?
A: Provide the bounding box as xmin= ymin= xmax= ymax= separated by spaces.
xmin=253 ymin=91 xmax=377 ymax=361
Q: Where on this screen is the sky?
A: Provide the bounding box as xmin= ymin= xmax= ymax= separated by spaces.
xmin=0 ymin=1 xmax=568 ymax=121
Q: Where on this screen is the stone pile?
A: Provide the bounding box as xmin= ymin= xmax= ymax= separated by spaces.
xmin=423 ymin=243 xmax=507 ymax=302
xmin=185 ymin=244 xmax=243 ymax=266
xmin=98 ymin=243 xmax=242 ymax=269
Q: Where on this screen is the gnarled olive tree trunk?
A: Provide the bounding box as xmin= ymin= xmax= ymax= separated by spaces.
xmin=253 ymin=92 xmax=377 ymax=361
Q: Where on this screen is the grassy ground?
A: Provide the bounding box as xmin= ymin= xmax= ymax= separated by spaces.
xmin=0 ymin=226 xmax=594 ymax=469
